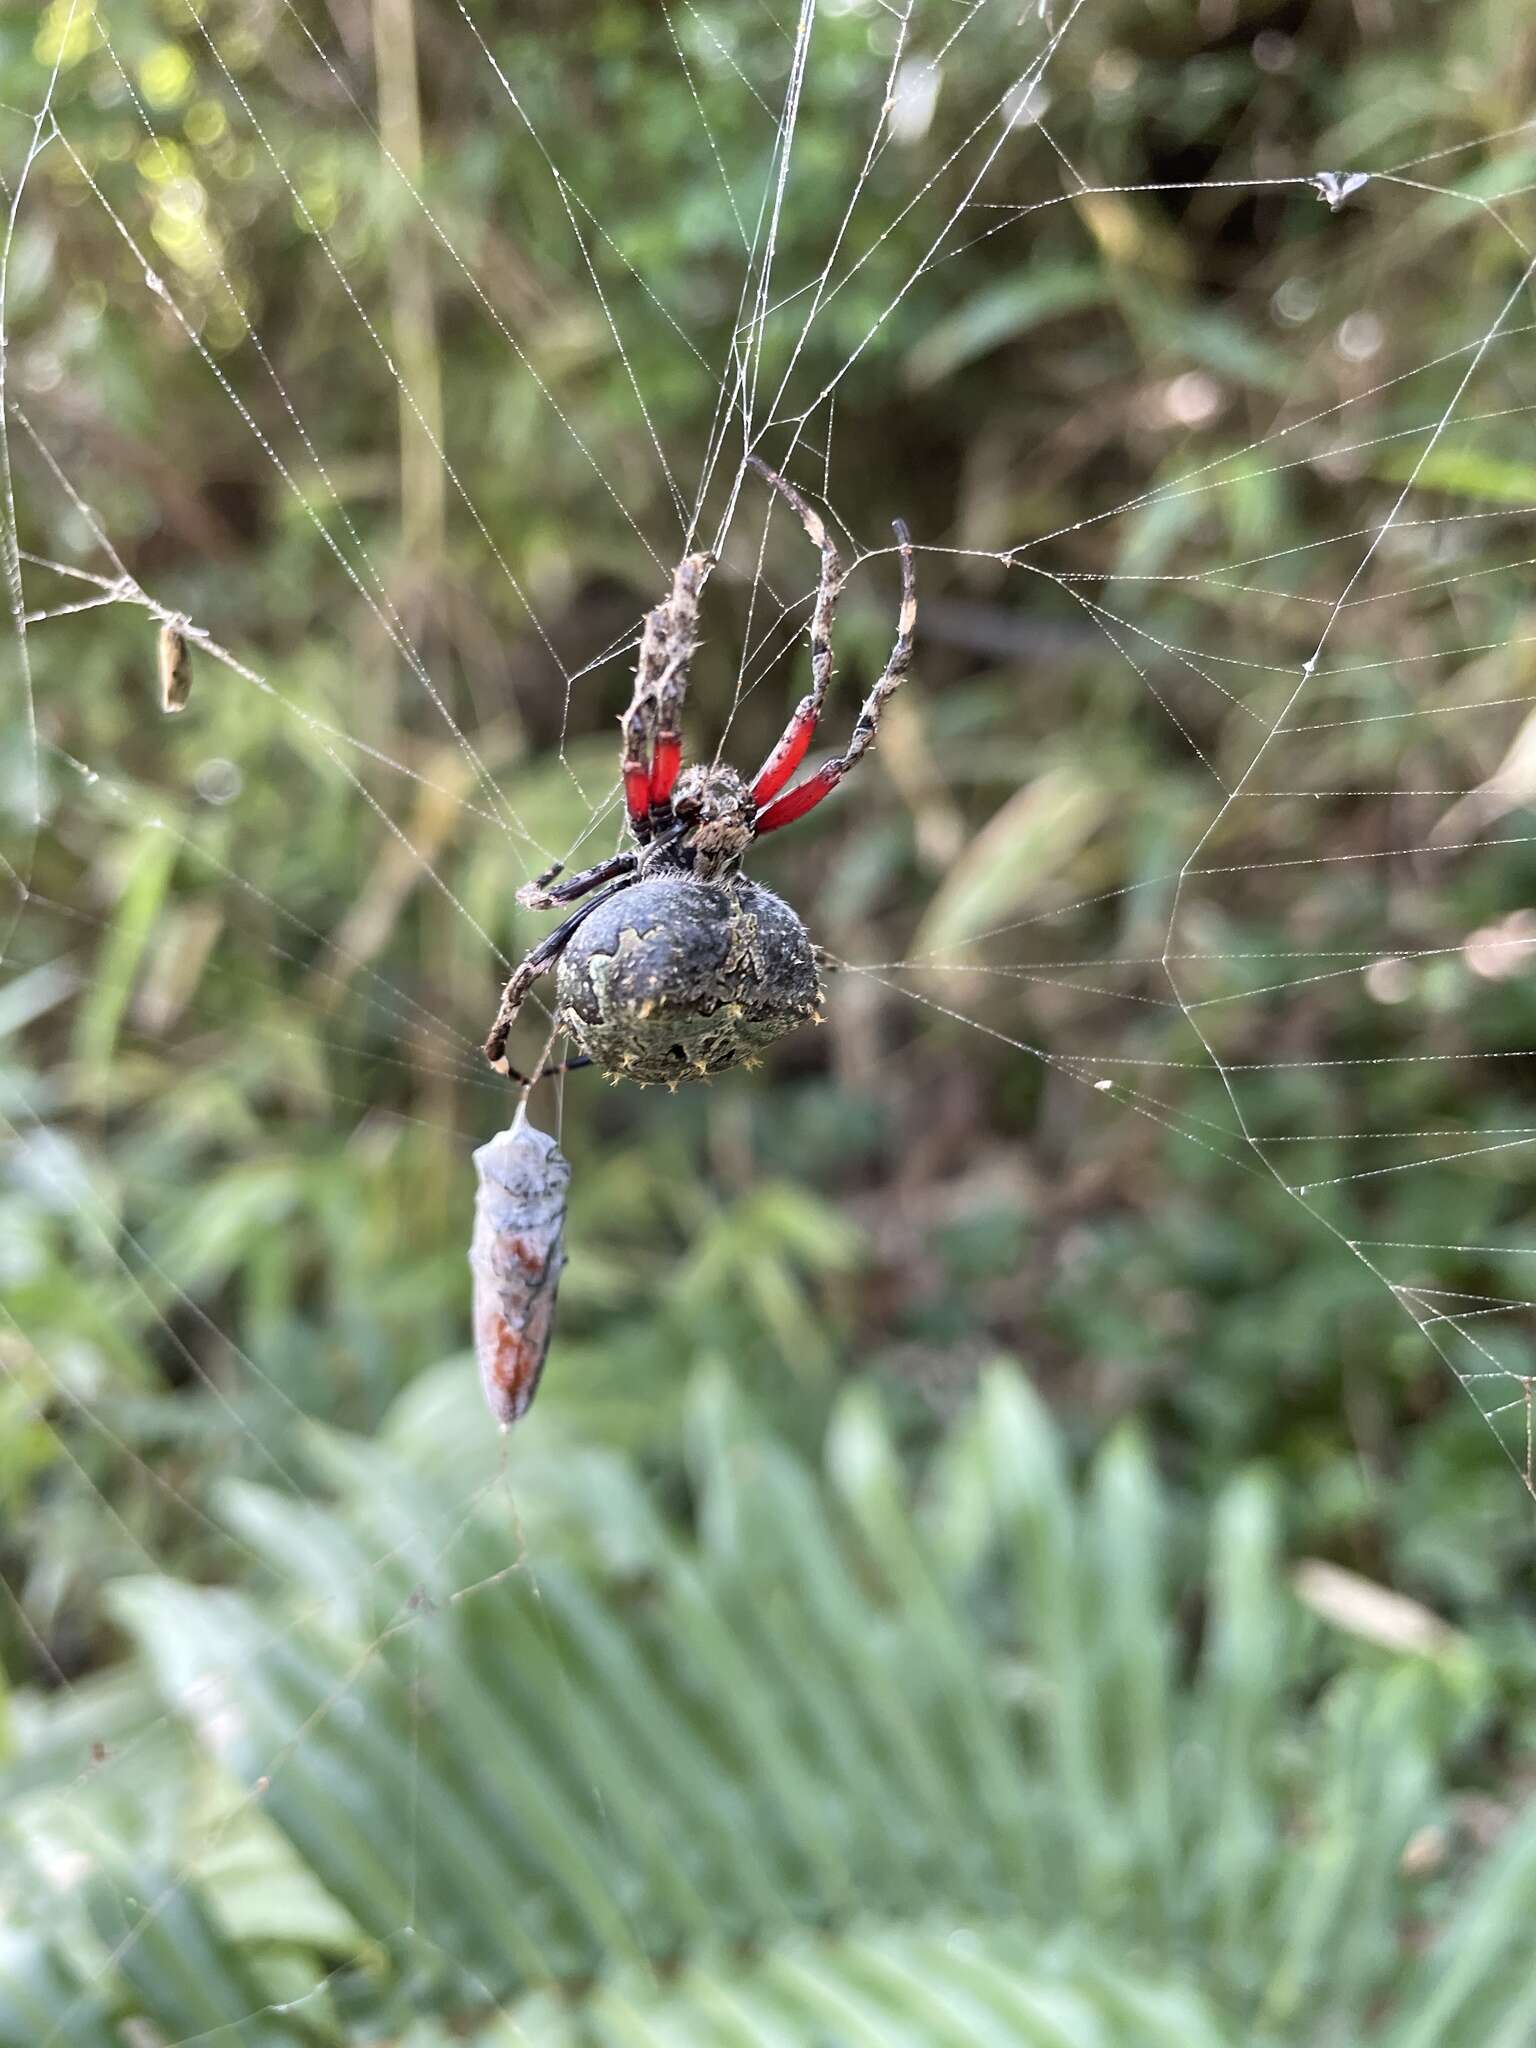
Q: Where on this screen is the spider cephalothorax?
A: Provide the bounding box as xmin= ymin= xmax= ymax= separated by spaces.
xmin=484 ymin=455 xmax=916 ymax=1089
xmin=668 ymin=762 xmax=756 ymax=882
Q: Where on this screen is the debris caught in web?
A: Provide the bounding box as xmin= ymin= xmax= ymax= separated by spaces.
xmin=1310 ymin=171 xmax=1368 ymax=213
xmin=157 ymin=621 xmax=193 ymax=713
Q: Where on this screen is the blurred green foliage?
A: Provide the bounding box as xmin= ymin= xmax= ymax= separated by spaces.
xmin=5 ymin=0 xmax=1536 ymax=2031
xmin=5 ymin=1367 xmax=1534 ymax=2045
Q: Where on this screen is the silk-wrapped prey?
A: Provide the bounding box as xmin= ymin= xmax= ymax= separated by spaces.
xmin=468 ymin=1105 xmax=570 ymax=1424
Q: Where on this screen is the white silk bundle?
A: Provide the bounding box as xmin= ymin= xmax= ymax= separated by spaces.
xmin=468 ymin=1105 xmax=571 ymax=1425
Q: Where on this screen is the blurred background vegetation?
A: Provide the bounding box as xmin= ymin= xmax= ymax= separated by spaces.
xmin=7 ymin=0 xmax=1536 ymax=2039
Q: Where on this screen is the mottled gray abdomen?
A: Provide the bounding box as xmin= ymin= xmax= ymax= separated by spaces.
xmin=555 ymin=875 xmax=823 ymax=1084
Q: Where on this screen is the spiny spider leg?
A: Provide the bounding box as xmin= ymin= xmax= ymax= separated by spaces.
xmin=620 ymin=551 xmax=714 ymax=836
xmin=509 ymin=1050 xmax=592 ymax=1086
xmin=743 ymin=452 xmax=846 ymax=804
xmin=517 ymin=849 xmax=639 ymax=911
xmin=484 ymin=875 xmax=637 ymax=1074
xmin=754 ymin=518 xmax=916 ymax=836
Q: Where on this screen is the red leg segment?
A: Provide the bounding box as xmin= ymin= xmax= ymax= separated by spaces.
xmin=649 ymin=732 xmax=683 ymax=807
xmin=623 ymin=762 xmax=652 ymax=827
xmin=749 ymin=693 xmax=818 ymax=806
xmin=753 ymin=758 xmax=842 ymax=835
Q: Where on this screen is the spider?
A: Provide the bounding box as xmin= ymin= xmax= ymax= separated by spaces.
xmin=484 ymin=455 xmax=916 ymax=1089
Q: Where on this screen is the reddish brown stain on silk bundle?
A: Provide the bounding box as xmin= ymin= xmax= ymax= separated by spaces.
xmin=469 ymin=1110 xmax=571 ymax=1425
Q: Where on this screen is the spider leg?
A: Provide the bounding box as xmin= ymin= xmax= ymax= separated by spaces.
xmin=516 ymin=849 xmax=639 ymax=911
xmin=744 ymin=453 xmax=845 ymax=804
xmin=620 ymin=551 xmax=714 ymax=836
xmin=484 ymin=875 xmax=638 ymax=1075
xmin=503 ymin=1051 xmax=593 ymax=1086
xmin=754 ymin=518 xmax=915 ymax=837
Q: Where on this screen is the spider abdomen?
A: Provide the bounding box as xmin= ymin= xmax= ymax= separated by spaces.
xmin=555 ymin=875 xmax=824 ymax=1085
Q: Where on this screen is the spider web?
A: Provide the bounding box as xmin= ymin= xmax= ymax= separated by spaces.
xmin=5 ymin=0 xmax=1536 ymax=2034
